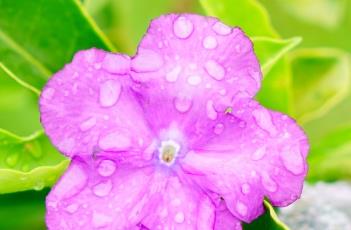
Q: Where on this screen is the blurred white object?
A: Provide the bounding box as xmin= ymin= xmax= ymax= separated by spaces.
xmin=279 ymin=182 xmax=351 ymax=230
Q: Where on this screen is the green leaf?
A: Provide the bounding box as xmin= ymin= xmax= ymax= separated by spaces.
xmin=307 ymin=125 xmax=351 ymax=181
xmin=290 ymin=49 xmax=350 ymax=124
xmin=256 ymin=58 xmax=293 ymax=114
xmin=85 ymin=0 xmax=202 ymax=55
xmin=0 ymin=129 xmax=69 ymax=194
xmin=252 ymin=36 xmax=302 ymax=75
xmin=200 ymin=0 xmax=278 ymax=37
xmin=0 ymin=189 xmax=48 ymax=230
xmin=243 ymin=201 xmax=289 ymax=230
xmin=0 ymin=0 xmax=115 ymax=89
xmin=0 ymin=63 xmax=41 ymax=136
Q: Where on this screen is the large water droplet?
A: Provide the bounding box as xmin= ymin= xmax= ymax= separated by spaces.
xmin=93 ymin=179 xmax=113 ymax=197
xmin=132 ymin=49 xmax=163 ymax=72
xmin=280 ymin=146 xmax=304 ymax=175
xmin=42 ymin=87 xmax=55 ymax=100
xmin=236 ymin=201 xmax=248 ymax=216
xmin=79 ymin=117 xmax=97 ymax=131
xmin=173 ymin=16 xmax=194 ymax=39
xmin=262 ymin=172 xmax=278 ymax=192
xmin=98 ymin=160 xmax=116 ymax=177
xmin=212 ymin=21 xmax=232 ymax=35
xmin=205 ymin=60 xmax=225 ymax=81
xmin=65 ymin=203 xmax=79 ymax=214
xmin=99 ymin=131 xmax=131 ymax=151
xmin=203 ymin=36 xmax=218 ymax=49
xmin=241 ymin=183 xmax=251 ymax=195
xmin=99 ymin=80 xmax=122 ymax=108
xmin=187 ymin=75 xmax=202 ymax=86
xmin=92 ymin=211 xmax=112 ymax=228
xmin=102 ymin=54 xmax=130 ymax=74
xmin=252 ymin=108 xmax=278 ymax=136
xmin=206 ymin=100 xmax=217 ymax=120
xmin=213 ymin=123 xmax=224 ymax=135
xmin=251 ymin=146 xmax=266 ymax=161
xmin=174 ymin=211 xmax=185 ymax=223
xmin=174 ymin=97 xmax=193 ymax=113
xmin=166 ymin=66 xmax=182 ymax=82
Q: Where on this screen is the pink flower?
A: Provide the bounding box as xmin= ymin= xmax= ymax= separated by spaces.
xmin=40 ymin=14 xmax=309 ymax=230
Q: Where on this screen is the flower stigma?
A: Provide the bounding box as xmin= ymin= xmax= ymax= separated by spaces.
xmin=158 ymin=140 xmax=180 ymax=166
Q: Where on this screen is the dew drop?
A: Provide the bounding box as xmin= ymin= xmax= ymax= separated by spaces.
xmin=205 ymin=60 xmax=225 ymax=81
xmin=174 ymin=96 xmax=193 ymax=113
xmin=166 ymin=66 xmax=182 ymax=82
xmin=33 ymin=181 xmax=45 ymax=191
xmin=26 ymin=141 xmax=42 ymax=159
xmin=203 ymin=36 xmax=218 ymax=49
xmin=65 ymin=203 xmax=79 ymax=214
xmin=171 ymin=198 xmax=181 ymax=206
xmin=252 ymin=108 xmax=278 ymax=136
xmin=280 ymin=146 xmax=304 ymax=175
xmin=98 ymin=160 xmax=116 ymax=177
xmin=174 ymin=212 xmax=185 ymax=223
xmin=42 ymin=87 xmax=55 ymax=100
xmin=213 ymin=123 xmax=224 ymax=135
xmin=93 ymin=180 xmax=113 ymax=197
xmin=212 ymin=21 xmax=232 ymax=35
xmin=102 ymin=54 xmax=130 ymax=74
xmin=241 ymin=183 xmax=251 ymax=195
xmin=187 ymin=75 xmax=202 ymax=86
xmin=132 ymin=49 xmax=163 ymax=72
xmin=262 ymin=172 xmax=278 ymax=192
xmin=99 ymin=131 xmax=131 ymax=151
xmin=236 ymin=201 xmax=248 ymax=216
xmin=206 ymin=100 xmax=217 ymax=120
xmin=173 ymin=16 xmax=194 ymax=39
xmin=251 ymin=146 xmax=266 ymax=161
xmin=99 ymin=80 xmax=122 ymax=108
xmin=79 ymin=117 xmax=97 ymax=131
xmin=58 ymin=137 xmax=75 ymax=154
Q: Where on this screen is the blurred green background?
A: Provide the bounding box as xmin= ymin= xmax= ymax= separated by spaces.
xmin=0 ymin=0 xmax=350 ymax=229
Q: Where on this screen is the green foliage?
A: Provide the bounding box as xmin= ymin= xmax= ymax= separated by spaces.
xmin=0 ymin=0 xmax=114 ymax=89
xmin=0 ymin=129 xmax=69 ymax=194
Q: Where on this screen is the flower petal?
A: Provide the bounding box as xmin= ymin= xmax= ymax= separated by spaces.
xmin=141 ymin=174 xmax=215 ymax=229
xmin=180 ymin=99 xmax=309 ymax=222
xmin=39 ymin=48 xmax=154 ymax=158
xmin=130 ymin=14 xmax=261 ymax=132
xmin=214 ymin=203 xmax=242 ymax=230
xmin=46 ymin=157 xmax=156 ymax=229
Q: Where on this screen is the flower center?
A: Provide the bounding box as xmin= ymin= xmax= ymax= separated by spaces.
xmin=158 ymin=140 xmax=180 ymax=166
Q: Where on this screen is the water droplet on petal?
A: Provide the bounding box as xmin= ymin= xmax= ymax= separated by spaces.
xmin=213 ymin=123 xmax=224 ymax=135
xmin=166 ymin=66 xmax=182 ymax=82
xmin=99 ymin=131 xmax=132 ymax=151
xmin=203 ymin=36 xmax=218 ymax=49
xmin=205 ymin=60 xmax=225 ymax=81
xmin=281 ymin=146 xmax=304 ymax=175
xmin=102 ymin=54 xmax=130 ymax=74
xmin=58 ymin=137 xmax=75 ymax=154
xmin=251 ymin=146 xmax=266 ymax=161
xmin=174 ymin=211 xmax=185 ymax=223
xmin=252 ymin=108 xmax=277 ymax=136
xmin=174 ymin=96 xmax=193 ymax=113
xmin=92 ymin=211 xmax=112 ymax=228
xmin=206 ymin=100 xmax=217 ymax=120
xmin=236 ymin=201 xmax=248 ymax=216
xmin=99 ymin=80 xmax=122 ymax=108
xmin=132 ymin=49 xmax=163 ymax=72
xmin=262 ymin=172 xmax=278 ymax=192
xmin=171 ymin=198 xmax=181 ymax=206
xmin=98 ymin=160 xmax=116 ymax=177
xmin=65 ymin=203 xmax=79 ymax=214
xmin=173 ymin=16 xmax=194 ymax=39
xmin=80 ymin=117 xmax=97 ymax=131
xmin=93 ymin=179 xmax=113 ymax=197
xmin=187 ymin=75 xmax=202 ymax=86
xmin=212 ymin=21 xmax=232 ymax=35
xmin=42 ymin=87 xmax=55 ymax=100
xmin=241 ymin=183 xmax=251 ymax=195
